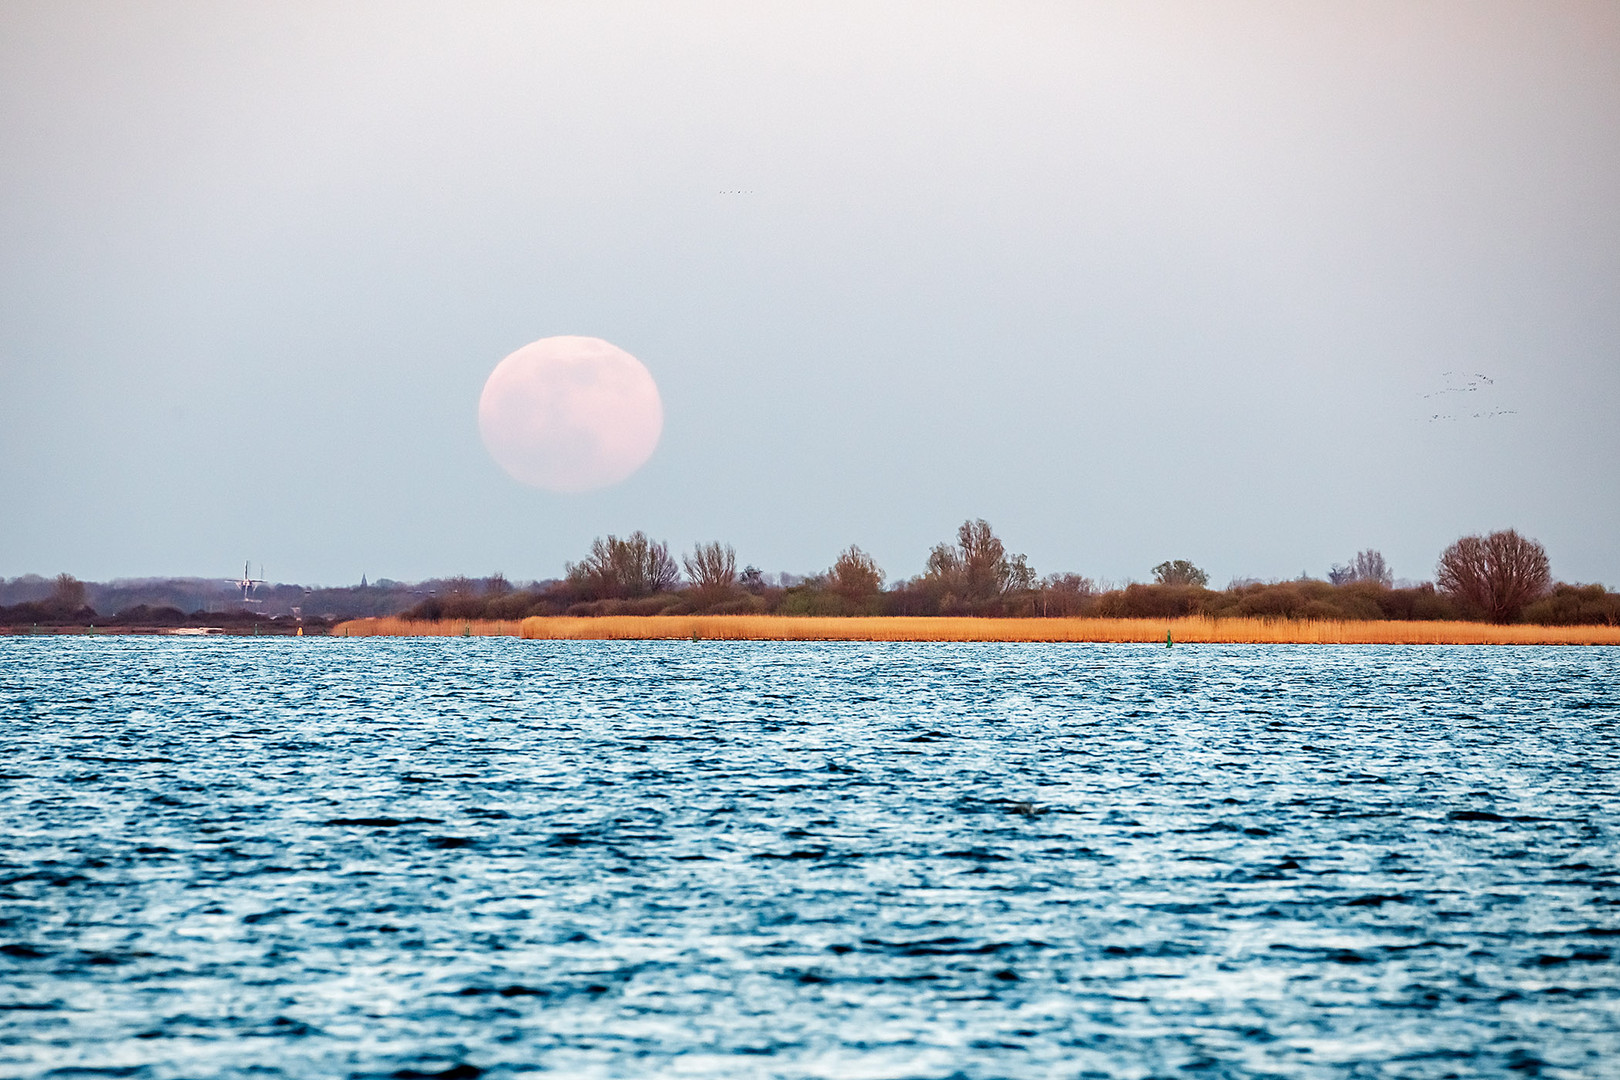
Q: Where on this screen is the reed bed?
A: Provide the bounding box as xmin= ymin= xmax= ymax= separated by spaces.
xmin=500 ymin=615 xmax=1619 ymax=645
xmin=331 ymin=614 xmax=1619 ymax=644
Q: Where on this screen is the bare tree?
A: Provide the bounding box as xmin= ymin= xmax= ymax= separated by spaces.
xmin=683 ymin=542 xmax=737 ymax=601
xmin=1437 ymin=529 xmax=1550 ymax=622
xmin=1330 ymin=549 xmax=1394 ymax=587
xmin=442 ymin=575 xmax=476 ymax=599
xmin=1351 ymin=549 xmax=1393 ymax=586
xmin=957 ymin=519 xmax=1008 ymax=600
xmin=926 ymin=520 xmax=1034 ymax=603
xmin=925 ymin=541 xmax=962 ymax=583
xmin=51 ymin=573 xmax=86 ymax=612
xmin=567 ymin=532 xmax=680 ymax=599
xmin=829 ymin=545 xmax=884 ymax=602
xmin=1152 ymin=560 xmax=1209 ymax=587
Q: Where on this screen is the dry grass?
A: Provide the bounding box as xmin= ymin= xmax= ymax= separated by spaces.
xmin=331 ymin=614 xmax=1620 ymax=645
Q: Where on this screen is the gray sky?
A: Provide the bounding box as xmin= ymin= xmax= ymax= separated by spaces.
xmin=3 ymin=1 xmax=1617 ymax=588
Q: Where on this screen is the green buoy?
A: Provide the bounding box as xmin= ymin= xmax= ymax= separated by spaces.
xmin=1166 ymin=629 xmax=1173 ymax=648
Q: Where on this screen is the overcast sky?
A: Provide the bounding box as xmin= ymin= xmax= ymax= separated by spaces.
xmin=3 ymin=1 xmax=1616 ymax=588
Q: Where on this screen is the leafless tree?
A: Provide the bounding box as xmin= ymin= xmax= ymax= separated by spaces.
xmin=1351 ymin=550 xmax=1393 ymax=586
xmin=1436 ymin=529 xmax=1550 ymax=622
xmin=567 ymin=532 xmax=680 ymax=599
xmin=829 ymin=545 xmax=884 ymax=601
xmin=1152 ymin=560 xmax=1208 ymax=587
xmin=682 ymin=542 xmax=737 ymax=601
xmin=51 ymin=573 xmax=86 ymax=612
xmin=441 ymin=575 xmax=476 ymax=598
xmin=957 ymin=519 xmax=1008 ymax=600
xmin=926 ymin=519 xmax=1034 ymax=603
xmin=1330 ymin=549 xmax=1393 ymax=587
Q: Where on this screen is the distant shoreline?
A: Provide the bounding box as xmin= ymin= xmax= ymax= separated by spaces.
xmin=330 ymin=615 xmax=1620 ymax=646
xmin=0 ymin=624 xmax=311 ymax=637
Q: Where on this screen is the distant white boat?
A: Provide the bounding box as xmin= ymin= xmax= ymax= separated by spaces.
xmin=164 ymin=627 xmax=223 ymax=636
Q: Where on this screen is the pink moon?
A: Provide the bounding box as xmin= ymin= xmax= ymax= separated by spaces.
xmin=478 ymin=336 xmax=664 ymax=493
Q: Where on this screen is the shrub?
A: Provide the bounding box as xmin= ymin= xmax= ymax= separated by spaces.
xmin=1520 ymin=583 xmax=1620 ymax=626
xmin=1036 ymin=573 xmax=1098 ymax=617
xmin=1095 ymin=583 xmax=1210 ymax=618
xmin=110 ymin=605 xmax=187 ymax=626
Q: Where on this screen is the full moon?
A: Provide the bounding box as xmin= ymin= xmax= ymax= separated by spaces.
xmin=478 ymin=336 xmax=663 ymax=493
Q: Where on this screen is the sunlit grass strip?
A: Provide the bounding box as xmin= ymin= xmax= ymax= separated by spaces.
xmin=333 ymin=617 xmax=525 ymax=638
xmin=508 ymin=615 xmax=1620 ymax=644
xmin=330 ymin=615 xmax=1620 ymax=644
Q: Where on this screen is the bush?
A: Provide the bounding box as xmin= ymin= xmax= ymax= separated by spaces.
xmin=109 ymin=605 xmax=188 ymax=626
xmin=1520 ymin=584 xmax=1620 ymax=626
xmin=1036 ymin=573 xmax=1098 ymax=617
xmin=1095 ymin=584 xmax=1210 ymax=618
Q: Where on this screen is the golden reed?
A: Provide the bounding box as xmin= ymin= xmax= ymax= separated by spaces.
xmin=331 ymin=615 xmax=1620 ymax=645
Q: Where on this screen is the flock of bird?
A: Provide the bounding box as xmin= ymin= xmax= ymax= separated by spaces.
xmin=1423 ymin=371 xmax=1516 ymax=422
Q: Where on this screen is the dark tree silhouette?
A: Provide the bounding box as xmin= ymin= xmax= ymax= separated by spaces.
xmin=1037 ymin=573 xmax=1097 ymax=616
xmin=51 ymin=573 xmax=86 ymax=612
xmin=682 ymin=541 xmax=737 ymax=602
xmin=567 ymin=532 xmax=680 ymax=599
xmin=1352 ymin=549 xmax=1393 ymax=586
xmin=926 ymin=520 xmax=1033 ymax=605
xmin=829 ymin=545 xmax=884 ymax=602
xmin=1436 ymin=529 xmax=1550 ymax=622
xmin=1152 ymin=560 xmax=1209 ymax=588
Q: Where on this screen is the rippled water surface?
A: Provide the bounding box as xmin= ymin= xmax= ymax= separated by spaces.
xmin=2 ymin=638 xmax=1618 ymax=1079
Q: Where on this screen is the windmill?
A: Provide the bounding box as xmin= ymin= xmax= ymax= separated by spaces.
xmin=229 ymin=561 xmax=267 ymax=605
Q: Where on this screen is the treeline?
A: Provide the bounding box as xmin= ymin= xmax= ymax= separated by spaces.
xmin=0 ymin=573 xmax=420 ymax=627
xmin=0 ymin=578 xmax=336 ymax=631
xmin=8 ymin=523 xmax=1613 ymax=629
xmin=404 ymin=521 xmax=1619 ymax=627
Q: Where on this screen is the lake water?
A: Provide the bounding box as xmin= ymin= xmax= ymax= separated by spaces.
xmin=1 ymin=637 xmax=1617 ymax=1079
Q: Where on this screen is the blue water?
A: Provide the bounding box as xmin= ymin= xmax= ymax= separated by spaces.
xmin=1 ymin=638 xmax=1617 ymax=1079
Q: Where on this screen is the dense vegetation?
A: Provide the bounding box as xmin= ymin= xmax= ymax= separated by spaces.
xmin=400 ymin=523 xmax=1616 ymax=627
xmin=7 ymin=525 xmax=1614 ymax=630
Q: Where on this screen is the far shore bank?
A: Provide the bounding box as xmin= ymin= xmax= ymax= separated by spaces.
xmin=330 ymin=615 xmax=1620 ymax=645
